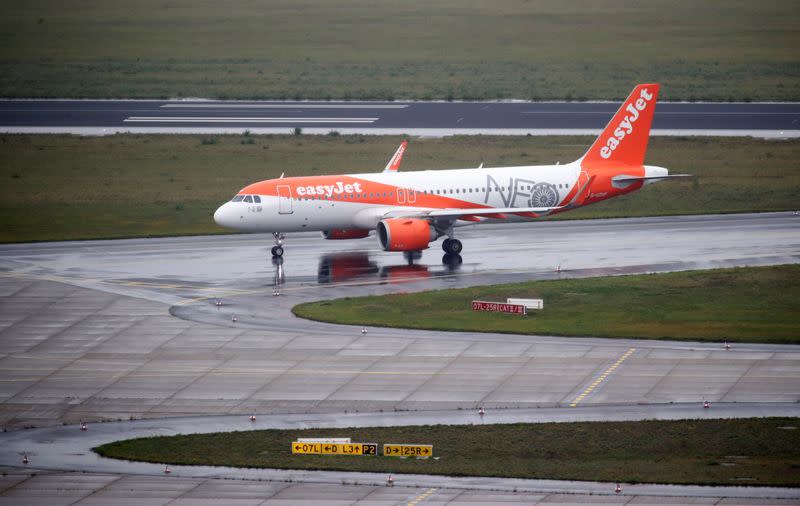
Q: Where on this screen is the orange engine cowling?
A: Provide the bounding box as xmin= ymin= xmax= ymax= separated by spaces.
xmin=377 ymin=218 xmax=438 ymax=251
xmin=322 ymin=228 xmax=370 ymax=240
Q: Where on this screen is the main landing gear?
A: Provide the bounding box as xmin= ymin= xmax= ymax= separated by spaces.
xmin=441 ymin=237 xmax=463 ymax=267
xmin=441 ymin=238 xmax=463 ymax=255
xmin=271 ymin=232 xmax=285 ymax=258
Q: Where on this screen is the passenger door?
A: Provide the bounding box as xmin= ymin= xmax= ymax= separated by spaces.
xmin=277 ymin=185 xmax=293 ymax=214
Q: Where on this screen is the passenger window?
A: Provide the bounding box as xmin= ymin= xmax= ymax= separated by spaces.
xmin=232 ymin=195 xmax=244 ymax=202
xmin=254 ymin=195 xmax=261 ymax=203
xmin=244 ymin=195 xmax=253 ymax=203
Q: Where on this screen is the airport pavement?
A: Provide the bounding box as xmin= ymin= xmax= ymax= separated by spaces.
xmin=0 ymin=212 xmax=798 ymax=501
xmin=1 ymin=99 xmax=798 ymax=137
xmin=4 ymin=468 xmax=799 ymax=506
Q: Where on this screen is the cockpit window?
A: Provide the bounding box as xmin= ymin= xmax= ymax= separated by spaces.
xmin=231 ymin=195 xmax=244 ymax=202
xmin=253 ymin=195 xmax=261 ymax=203
xmin=244 ymin=195 xmax=253 ymax=203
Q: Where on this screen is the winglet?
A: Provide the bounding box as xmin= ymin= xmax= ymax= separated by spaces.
xmin=383 ymin=140 xmax=408 ymax=172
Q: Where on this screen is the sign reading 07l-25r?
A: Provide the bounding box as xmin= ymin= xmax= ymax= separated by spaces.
xmin=291 ymin=442 xmax=377 ymax=455
xmin=383 ymin=444 xmax=433 ymax=457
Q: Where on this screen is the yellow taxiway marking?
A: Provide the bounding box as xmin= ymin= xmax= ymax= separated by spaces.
xmin=407 ymin=488 xmax=437 ymax=506
xmin=569 ymin=348 xmax=636 ymax=407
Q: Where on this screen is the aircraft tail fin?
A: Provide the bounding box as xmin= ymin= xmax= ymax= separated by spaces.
xmin=580 ymin=84 xmax=659 ymax=168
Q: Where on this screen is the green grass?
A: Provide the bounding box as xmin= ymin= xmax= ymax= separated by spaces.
xmin=293 ymin=265 xmax=800 ymax=344
xmin=94 ymin=418 xmax=800 ymax=486
xmin=1 ymin=134 xmax=798 ymax=242
xmin=1 ymin=0 xmax=798 ymax=100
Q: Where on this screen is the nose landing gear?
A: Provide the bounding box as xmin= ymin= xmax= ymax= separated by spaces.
xmin=271 ymin=232 xmax=285 ymax=258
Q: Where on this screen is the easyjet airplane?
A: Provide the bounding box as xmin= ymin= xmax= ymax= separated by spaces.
xmin=214 ymin=84 xmax=685 ymax=258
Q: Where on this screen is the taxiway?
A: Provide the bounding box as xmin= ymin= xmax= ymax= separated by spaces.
xmin=0 ymin=212 xmax=798 ymax=503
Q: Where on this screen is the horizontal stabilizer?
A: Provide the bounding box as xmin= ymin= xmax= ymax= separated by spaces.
xmin=613 ymin=174 xmax=692 ymax=183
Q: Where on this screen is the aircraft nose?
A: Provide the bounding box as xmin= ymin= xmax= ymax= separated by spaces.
xmin=214 ymin=202 xmax=234 ymax=228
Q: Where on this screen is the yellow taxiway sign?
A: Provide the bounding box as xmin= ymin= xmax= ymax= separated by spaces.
xmin=291 ymin=442 xmax=377 ymax=455
xmin=383 ymin=444 xmax=433 ymax=457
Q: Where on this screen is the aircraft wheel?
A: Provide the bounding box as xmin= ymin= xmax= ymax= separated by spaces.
xmin=271 ymin=245 xmax=284 ymax=257
xmin=444 ymin=239 xmax=462 ymax=255
xmin=441 ymin=238 xmax=452 ymax=252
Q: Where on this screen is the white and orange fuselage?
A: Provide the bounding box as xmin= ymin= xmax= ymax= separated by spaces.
xmin=214 ymin=84 xmax=681 ymax=255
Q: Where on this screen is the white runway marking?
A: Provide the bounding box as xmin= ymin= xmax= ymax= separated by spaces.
xmin=123 ymin=116 xmax=379 ymax=123
xmin=161 ymin=103 xmax=408 ymax=109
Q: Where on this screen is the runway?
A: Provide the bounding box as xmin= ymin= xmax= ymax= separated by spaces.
xmin=2 ymin=99 xmax=799 ymax=137
xmin=0 ymin=212 xmax=798 ymax=503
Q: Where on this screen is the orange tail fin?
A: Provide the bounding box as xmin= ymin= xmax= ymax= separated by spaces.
xmin=581 ymin=84 xmax=659 ymax=168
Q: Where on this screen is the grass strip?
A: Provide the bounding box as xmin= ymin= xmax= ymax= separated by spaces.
xmin=1 ymin=134 xmax=798 ymax=243
xmin=293 ymin=265 xmax=800 ymax=344
xmin=1 ymin=0 xmax=798 ymax=100
xmin=94 ymin=417 xmax=800 ymax=486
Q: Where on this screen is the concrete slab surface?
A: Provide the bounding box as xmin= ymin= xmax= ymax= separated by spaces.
xmin=0 ymin=213 xmax=798 ymax=502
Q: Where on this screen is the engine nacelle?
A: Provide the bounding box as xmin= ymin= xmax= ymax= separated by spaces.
xmin=322 ymin=228 xmax=370 ymax=240
xmin=377 ymin=218 xmax=438 ymax=251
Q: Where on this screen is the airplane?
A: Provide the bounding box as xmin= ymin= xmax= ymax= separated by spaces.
xmin=214 ymin=83 xmax=687 ymax=258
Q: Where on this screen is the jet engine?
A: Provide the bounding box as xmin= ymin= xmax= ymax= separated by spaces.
xmin=322 ymin=228 xmax=370 ymax=240
xmin=377 ymin=218 xmax=439 ymax=251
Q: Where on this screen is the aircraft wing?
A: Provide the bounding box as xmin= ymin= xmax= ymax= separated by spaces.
xmin=382 ymin=140 xmax=408 ymax=172
xmin=382 ymin=205 xmax=563 ymax=221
